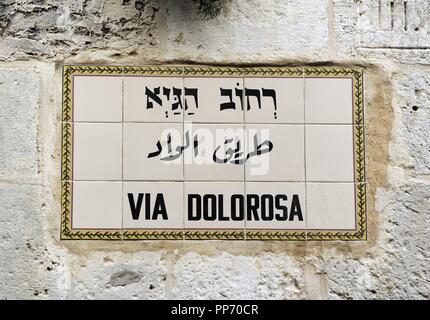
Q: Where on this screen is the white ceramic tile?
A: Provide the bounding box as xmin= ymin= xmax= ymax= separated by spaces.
xmin=245 ymin=182 xmax=306 ymax=230
xmin=73 ymin=75 xmax=122 ymax=122
xmin=183 ymin=124 xmax=245 ymax=181
xmin=73 ymin=123 xmax=122 ymax=180
xmin=123 ymin=182 xmax=183 ymax=230
xmin=305 ymin=125 xmax=354 ymax=182
xmin=306 ymin=183 xmax=356 ymax=230
xmin=184 ymin=77 xmax=244 ymax=123
xmin=123 ymin=123 xmax=183 ymax=180
xmin=72 ymin=181 xmax=122 ymax=229
xmin=305 ymin=78 xmax=353 ymax=124
xmin=245 ymin=124 xmax=305 ymax=181
xmin=124 ymin=76 xmax=184 ymax=122
xmin=184 ymin=182 xmax=245 ymax=230
xmin=244 ymin=77 xmax=304 ymax=123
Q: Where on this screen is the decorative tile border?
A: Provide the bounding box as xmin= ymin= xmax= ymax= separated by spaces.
xmin=61 ymin=65 xmax=366 ymax=241
xmin=243 ymin=66 xmax=303 ymax=78
xmin=123 ymin=65 xmax=183 ymax=77
xmin=122 ymin=230 xmax=183 ymax=241
xmin=61 ymin=123 xmax=73 ymax=181
xmin=246 ymin=231 xmax=306 ymax=241
xmin=183 ymin=65 xmax=243 ymax=77
xmin=184 ymin=230 xmax=245 ymax=241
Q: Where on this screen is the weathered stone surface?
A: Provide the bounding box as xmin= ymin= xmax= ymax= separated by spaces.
xmin=172 ymin=252 xmax=305 ymax=299
xmin=166 ymin=0 xmax=330 ymax=63
xmin=0 ymin=183 xmax=68 ymax=299
xmin=70 ymin=251 xmax=167 ymax=299
xmin=173 ymin=252 xmax=258 ymax=299
xmin=254 ymin=253 xmax=305 ymax=299
xmin=334 ymin=0 xmax=430 ymax=64
xmin=392 ymin=70 xmax=430 ymax=175
xmin=0 ymin=0 xmax=159 ymax=61
xmin=0 ymin=68 xmax=39 ymax=180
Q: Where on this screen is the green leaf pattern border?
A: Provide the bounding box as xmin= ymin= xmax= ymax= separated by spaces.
xmin=61 ymin=65 xmax=366 ymax=241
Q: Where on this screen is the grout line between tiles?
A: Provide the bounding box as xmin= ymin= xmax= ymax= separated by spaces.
xmin=67 ymin=180 xmax=365 ymax=183
xmin=242 ymin=71 xmax=247 ymax=241
xmin=121 ymin=65 xmax=125 ymax=241
xmin=121 ymin=64 xmax=124 ymax=240
xmin=60 ymin=121 xmax=365 ymax=126
xmin=303 ymin=67 xmax=308 ymax=241
xmin=182 ymin=68 xmax=186 ymax=241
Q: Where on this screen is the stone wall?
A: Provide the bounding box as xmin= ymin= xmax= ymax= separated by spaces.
xmin=0 ymin=0 xmax=428 ymax=299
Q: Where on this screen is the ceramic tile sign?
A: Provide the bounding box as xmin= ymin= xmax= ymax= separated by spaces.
xmin=61 ymin=65 xmax=366 ymax=241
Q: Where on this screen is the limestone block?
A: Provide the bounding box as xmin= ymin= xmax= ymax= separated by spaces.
xmin=0 ymin=183 xmax=68 ymax=299
xmin=166 ymin=0 xmax=330 ymax=62
xmin=334 ymin=0 xmax=430 ymax=63
xmin=393 ymin=70 xmax=430 ymax=175
xmin=0 ymin=0 xmax=159 ymax=60
xmin=0 ymin=68 xmax=39 ymax=181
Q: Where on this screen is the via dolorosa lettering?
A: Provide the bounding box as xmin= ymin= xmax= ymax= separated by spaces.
xmin=188 ymin=193 xmax=303 ymax=222
xmin=128 ymin=193 xmax=168 ymax=220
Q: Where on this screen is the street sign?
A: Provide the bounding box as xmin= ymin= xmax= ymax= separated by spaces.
xmin=61 ymin=65 xmax=366 ymax=240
